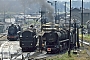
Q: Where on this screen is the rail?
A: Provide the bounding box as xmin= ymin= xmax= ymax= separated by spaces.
xmin=0 ymin=34 xmax=6 ymax=38
xmin=79 ymin=40 xmax=90 ymax=57
xmin=79 ymin=40 xmax=90 ymax=46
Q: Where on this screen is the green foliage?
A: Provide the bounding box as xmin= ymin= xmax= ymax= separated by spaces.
xmin=79 ymin=34 xmax=90 ymax=42
xmin=60 ymin=52 xmax=75 ymax=60
xmin=46 ymin=52 xmax=76 ymax=60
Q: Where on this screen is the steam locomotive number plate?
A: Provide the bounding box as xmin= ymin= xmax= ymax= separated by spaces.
xmin=10 ymin=36 xmax=14 ymax=38
xmin=47 ymin=48 xmax=51 ymax=51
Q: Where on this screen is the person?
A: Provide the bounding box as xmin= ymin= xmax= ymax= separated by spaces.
xmin=11 ymin=24 xmax=14 ymax=27
xmin=30 ymin=25 xmax=34 ymax=28
xmin=17 ymin=25 xmax=21 ymax=31
xmin=29 ymin=25 xmax=34 ymax=30
xmin=16 ymin=25 xmax=22 ymax=37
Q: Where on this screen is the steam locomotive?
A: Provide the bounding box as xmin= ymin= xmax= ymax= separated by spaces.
xmin=20 ymin=28 xmax=38 ymax=52
xmin=42 ymin=29 xmax=69 ymax=53
xmin=41 ymin=23 xmax=76 ymax=53
xmin=7 ymin=24 xmax=20 ymax=41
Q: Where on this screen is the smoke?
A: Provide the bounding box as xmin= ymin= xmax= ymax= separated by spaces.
xmin=20 ymin=0 xmax=54 ymax=22
xmin=0 ymin=0 xmax=25 ymax=13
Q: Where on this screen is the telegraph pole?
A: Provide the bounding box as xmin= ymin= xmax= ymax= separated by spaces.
xmin=77 ymin=25 xmax=80 ymax=48
xmin=68 ymin=0 xmax=71 ymax=57
xmin=3 ymin=12 xmax=5 ymax=23
xmin=54 ymin=1 xmax=57 ymax=24
xmin=65 ymin=2 xmax=67 ymax=25
xmin=23 ymin=1 xmax=25 ymax=24
xmin=3 ymin=3 xmax=5 ymax=23
xmin=81 ymin=0 xmax=83 ymax=47
xmin=74 ymin=20 xmax=77 ymax=50
xmin=55 ymin=1 xmax=57 ymax=15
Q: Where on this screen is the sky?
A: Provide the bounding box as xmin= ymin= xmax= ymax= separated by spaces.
xmin=47 ymin=0 xmax=90 ymax=2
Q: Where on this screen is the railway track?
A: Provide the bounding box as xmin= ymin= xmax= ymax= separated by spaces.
xmin=79 ymin=40 xmax=90 ymax=58
xmin=29 ymin=40 xmax=90 ymax=60
xmin=0 ymin=36 xmax=60 ymax=60
xmin=0 ymin=33 xmax=90 ymax=60
xmin=0 ymin=41 xmax=62 ymax=60
xmin=0 ymin=33 xmax=7 ymax=41
xmin=23 ymin=52 xmax=61 ymax=60
xmin=0 ymin=33 xmax=58 ymax=60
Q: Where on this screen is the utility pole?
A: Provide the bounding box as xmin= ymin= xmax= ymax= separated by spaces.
xmin=55 ymin=1 xmax=57 ymax=24
xmin=4 ymin=10 xmax=5 ymax=23
xmin=57 ymin=9 xmax=59 ymax=31
xmin=74 ymin=20 xmax=77 ymax=50
xmin=23 ymin=1 xmax=25 ymax=24
xmin=55 ymin=1 xmax=57 ymax=15
xmin=68 ymin=0 xmax=71 ymax=57
xmin=81 ymin=0 xmax=83 ymax=47
xmin=40 ymin=10 xmax=45 ymax=32
xmin=77 ymin=25 xmax=80 ymax=48
xmin=3 ymin=3 xmax=5 ymax=23
xmin=65 ymin=2 xmax=67 ymax=25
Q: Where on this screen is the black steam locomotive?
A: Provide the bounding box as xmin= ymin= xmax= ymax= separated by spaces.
xmin=42 ymin=28 xmax=75 ymax=53
xmin=20 ymin=29 xmax=37 ymax=52
xmin=7 ymin=24 xmax=20 ymax=41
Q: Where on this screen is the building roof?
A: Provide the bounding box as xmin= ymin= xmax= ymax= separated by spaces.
xmin=71 ymin=8 xmax=81 ymax=12
xmin=0 ymin=22 xmax=4 ymax=25
xmin=83 ymin=9 xmax=90 ymax=13
xmin=71 ymin=8 xmax=90 ymax=13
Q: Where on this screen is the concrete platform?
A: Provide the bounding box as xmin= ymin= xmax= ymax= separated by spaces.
xmin=0 ymin=41 xmax=22 ymax=60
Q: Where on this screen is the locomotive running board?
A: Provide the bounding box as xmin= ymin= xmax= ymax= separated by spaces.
xmin=59 ymin=39 xmax=69 ymax=42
